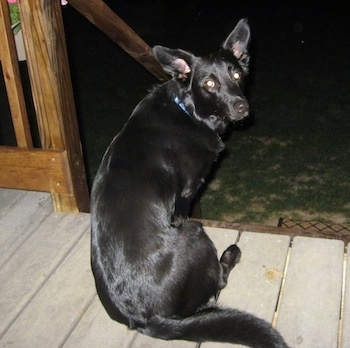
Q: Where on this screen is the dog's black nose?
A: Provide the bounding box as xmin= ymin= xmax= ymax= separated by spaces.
xmin=233 ymin=99 xmax=249 ymax=115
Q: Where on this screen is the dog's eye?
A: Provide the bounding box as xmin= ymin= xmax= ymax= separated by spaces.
xmin=204 ymin=79 xmax=216 ymax=90
xmin=232 ymin=70 xmax=242 ymax=81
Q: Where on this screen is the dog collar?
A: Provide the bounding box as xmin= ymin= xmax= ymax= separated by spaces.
xmin=173 ymin=96 xmax=190 ymax=116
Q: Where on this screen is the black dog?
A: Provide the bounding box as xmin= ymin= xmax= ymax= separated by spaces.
xmin=91 ymin=19 xmax=288 ymax=347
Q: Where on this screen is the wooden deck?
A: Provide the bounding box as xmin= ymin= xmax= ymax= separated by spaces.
xmin=0 ymin=188 xmax=349 ymax=348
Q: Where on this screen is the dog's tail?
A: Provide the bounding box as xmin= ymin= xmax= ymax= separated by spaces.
xmin=140 ymin=306 xmax=288 ymax=348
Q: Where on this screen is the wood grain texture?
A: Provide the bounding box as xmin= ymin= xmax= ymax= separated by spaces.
xmin=0 ymin=146 xmax=72 ymax=194
xmin=0 ymin=0 xmax=32 ymax=148
xmin=0 ymin=210 xmax=90 ymax=339
xmin=17 ymin=0 xmax=89 ymax=212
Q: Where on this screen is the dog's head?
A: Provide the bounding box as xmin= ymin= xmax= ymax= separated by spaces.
xmin=154 ymin=19 xmax=250 ymax=133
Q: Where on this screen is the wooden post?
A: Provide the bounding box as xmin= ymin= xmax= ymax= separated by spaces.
xmin=0 ymin=0 xmax=32 ymax=148
xmin=68 ymin=0 xmax=169 ymax=82
xmin=18 ymin=0 xmax=89 ymax=212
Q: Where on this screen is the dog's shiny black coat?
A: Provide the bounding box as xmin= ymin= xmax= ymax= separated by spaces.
xmin=91 ymin=19 xmax=288 ymax=347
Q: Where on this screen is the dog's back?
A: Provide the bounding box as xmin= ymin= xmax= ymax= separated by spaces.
xmin=91 ymin=19 xmax=289 ymax=347
xmin=91 ymin=84 xmax=224 ymax=324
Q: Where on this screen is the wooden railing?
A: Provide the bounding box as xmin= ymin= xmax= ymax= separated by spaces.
xmin=0 ymin=0 xmax=167 ymax=213
xmin=0 ymin=0 xmax=90 ymax=212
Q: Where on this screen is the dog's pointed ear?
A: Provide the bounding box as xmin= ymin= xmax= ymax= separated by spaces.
xmin=223 ymin=18 xmax=250 ymax=73
xmin=153 ymin=46 xmax=195 ymax=81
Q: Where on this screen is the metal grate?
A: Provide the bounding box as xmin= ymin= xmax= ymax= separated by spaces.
xmin=278 ymin=218 xmax=350 ymax=233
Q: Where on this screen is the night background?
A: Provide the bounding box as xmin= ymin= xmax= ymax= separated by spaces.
xmin=63 ymin=0 xmax=350 ymax=225
xmin=2 ymin=0 xmax=350 ymax=225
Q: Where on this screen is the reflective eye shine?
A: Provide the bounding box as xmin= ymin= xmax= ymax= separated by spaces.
xmin=233 ymin=71 xmax=241 ymax=80
xmin=204 ymin=79 xmax=216 ymax=89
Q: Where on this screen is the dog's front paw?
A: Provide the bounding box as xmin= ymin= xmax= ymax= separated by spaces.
xmin=220 ymin=245 xmax=241 ymax=271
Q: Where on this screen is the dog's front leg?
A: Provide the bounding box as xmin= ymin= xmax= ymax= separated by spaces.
xmin=171 ymin=179 xmax=197 ymax=227
xmin=171 ymin=196 xmax=191 ymax=227
xmin=171 ymin=175 xmax=205 ymax=227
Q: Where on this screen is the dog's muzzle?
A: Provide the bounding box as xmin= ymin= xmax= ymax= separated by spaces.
xmin=232 ymin=98 xmax=249 ymax=120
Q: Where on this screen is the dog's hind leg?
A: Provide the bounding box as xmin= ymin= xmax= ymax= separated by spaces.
xmin=218 ymin=244 xmax=241 ymax=289
xmin=220 ymin=244 xmax=241 ymax=271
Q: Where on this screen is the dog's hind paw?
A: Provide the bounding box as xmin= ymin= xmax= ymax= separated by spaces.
xmin=220 ymin=244 xmax=241 ymax=271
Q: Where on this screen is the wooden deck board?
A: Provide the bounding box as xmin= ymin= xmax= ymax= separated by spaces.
xmin=0 ymin=231 xmax=95 ymax=347
xmin=0 ymin=208 xmax=90 ymax=338
xmin=0 ymin=190 xmax=52 ymax=266
xmin=205 ymin=227 xmax=240 ymax=256
xmin=218 ymin=232 xmax=290 ymax=321
xmin=63 ymin=297 xmax=139 ymax=348
xmin=130 ymin=334 xmax=196 ymax=348
xmin=276 ymin=236 xmax=344 ymax=348
xmin=202 ymin=232 xmax=291 ymax=348
xmin=0 ymin=189 xmax=349 ymax=347
xmin=0 ymin=188 xmax=25 ymax=215
xmin=342 ymin=243 xmax=350 ymax=348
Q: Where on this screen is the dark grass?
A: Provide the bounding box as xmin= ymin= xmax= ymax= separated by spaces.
xmin=199 ymin=2 xmax=350 ymax=223
xmin=1 ymin=0 xmax=350 ymax=224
